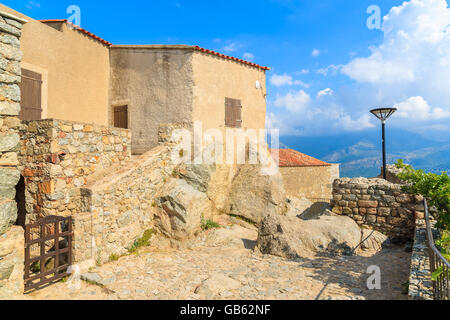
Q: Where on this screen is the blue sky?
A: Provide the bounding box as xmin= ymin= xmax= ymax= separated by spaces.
xmin=4 ymin=0 xmax=450 ymax=140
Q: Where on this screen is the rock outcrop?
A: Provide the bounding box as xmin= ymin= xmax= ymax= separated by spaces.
xmin=156 ymin=178 xmax=213 ymax=239
xmin=227 ymin=164 xmax=286 ymax=224
xmin=360 ymin=229 xmax=389 ymax=251
xmin=257 ymin=212 xmax=362 ymax=259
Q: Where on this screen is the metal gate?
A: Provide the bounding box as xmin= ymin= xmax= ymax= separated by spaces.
xmin=24 ymin=216 xmax=73 ymax=292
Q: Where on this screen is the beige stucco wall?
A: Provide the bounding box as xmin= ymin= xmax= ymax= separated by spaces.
xmin=192 ymin=52 xmax=267 ymax=133
xmin=0 ymin=4 xmax=110 ymax=126
xmin=280 ymin=164 xmax=340 ymax=202
xmin=110 ymin=46 xmax=195 ymax=154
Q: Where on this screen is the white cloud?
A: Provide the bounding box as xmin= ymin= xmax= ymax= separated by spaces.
xmin=270 ymin=74 xmax=310 ymax=88
xmin=274 ymin=90 xmax=311 ymax=113
xmin=243 ymin=52 xmax=255 ymax=60
xmin=311 ymin=49 xmax=321 ymax=57
xmin=394 ymin=96 xmax=450 ymax=120
xmin=293 ymin=80 xmax=310 ymax=88
xmin=316 ymin=64 xmax=341 ymax=76
xmin=341 ymin=0 xmax=450 ymax=95
xmin=26 ymin=0 xmax=41 ymax=10
xmin=317 ymin=88 xmax=334 ymax=98
xmin=296 ymin=69 xmax=310 ymax=75
xmin=270 ymin=74 xmax=293 ymax=86
xmin=269 ymin=0 xmax=450 ymax=137
xmin=222 ymin=42 xmax=241 ymax=52
xmin=268 ymin=94 xmax=375 ymax=136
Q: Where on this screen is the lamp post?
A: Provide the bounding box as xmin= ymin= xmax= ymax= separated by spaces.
xmin=370 ymin=107 xmax=397 ymax=180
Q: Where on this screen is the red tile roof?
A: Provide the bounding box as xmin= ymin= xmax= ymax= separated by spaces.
xmin=39 ymin=19 xmax=112 ymax=46
xmin=38 ymin=21 xmax=269 ymax=70
xmin=193 ymin=46 xmax=270 ymax=71
xmin=269 ymin=149 xmax=332 ymax=167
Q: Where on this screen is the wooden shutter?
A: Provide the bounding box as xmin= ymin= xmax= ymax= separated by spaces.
xmin=114 ymin=105 xmax=128 ymax=129
xmin=19 ymin=69 xmax=42 ymax=121
xmin=225 ymin=98 xmax=242 ymax=128
xmin=234 ymin=99 xmax=242 ymax=128
xmin=225 ymin=98 xmax=234 ymax=127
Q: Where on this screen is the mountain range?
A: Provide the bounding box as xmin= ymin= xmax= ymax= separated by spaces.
xmin=279 ymin=128 xmax=450 ymax=178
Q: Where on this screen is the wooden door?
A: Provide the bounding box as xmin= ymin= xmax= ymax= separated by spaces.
xmin=114 ymin=105 xmax=128 ymax=129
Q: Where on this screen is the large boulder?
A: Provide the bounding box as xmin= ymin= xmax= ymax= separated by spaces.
xmin=360 ymin=229 xmax=389 ymax=251
xmin=227 ymin=164 xmax=286 ymax=224
xmin=155 ymin=178 xmax=213 ymax=239
xmin=257 ymin=212 xmax=362 ymax=259
xmin=202 ymin=225 xmax=258 ymax=249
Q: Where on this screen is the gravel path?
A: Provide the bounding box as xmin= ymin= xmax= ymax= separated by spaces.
xmin=25 ymin=226 xmax=411 ymax=300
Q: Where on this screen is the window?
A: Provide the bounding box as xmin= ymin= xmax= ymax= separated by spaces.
xmin=19 ymin=69 xmax=42 ymax=121
xmin=114 ymin=105 xmax=128 ymax=129
xmin=225 ymin=98 xmax=242 ymax=128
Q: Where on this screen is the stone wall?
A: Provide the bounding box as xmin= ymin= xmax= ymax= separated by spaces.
xmin=408 ymin=219 xmax=435 ymax=300
xmin=70 ymin=124 xmax=286 ymax=266
xmin=74 ymin=145 xmax=176 ymax=265
xmin=0 ymin=10 xmax=26 ymax=298
xmin=331 ymin=178 xmax=424 ymax=240
xmin=18 ymin=119 xmax=131 ymax=225
xmin=280 ymin=164 xmax=339 ymax=202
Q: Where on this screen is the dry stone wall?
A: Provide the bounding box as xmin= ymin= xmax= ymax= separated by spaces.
xmin=0 ymin=10 xmax=26 ymax=298
xmin=74 ymin=145 xmax=177 ymax=264
xmin=331 ymin=178 xmax=423 ymax=240
xmin=408 ymin=219 xmax=435 ymax=300
xmin=18 ymin=119 xmax=131 ymax=224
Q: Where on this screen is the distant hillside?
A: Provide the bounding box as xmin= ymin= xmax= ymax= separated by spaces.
xmin=279 ymin=128 xmax=450 ymax=178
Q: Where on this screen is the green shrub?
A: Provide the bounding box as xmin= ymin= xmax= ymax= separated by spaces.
xmin=128 ymin=229 xmax=155 ymax=253
xmin=200 ymin=214 xmax=221 ymax=230
xmin=395 ymin=160 xmax=449 ymax=230
xmin=395 ymin=160 xmax=449 ymax=280
xmin=432 ymin=230 xmax=450 ymax=281
xmin=109 ymin=253 xmax=120 ymax=262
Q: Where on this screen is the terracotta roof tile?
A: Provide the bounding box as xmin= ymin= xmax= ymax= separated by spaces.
xmin=193 ymin=46 xmax=270 ymax=71
xmin=37 ymin=21 xmax=269 ymax=70
xmin=39 ymin=19 xmax=112 ymax=46
xmin=269 ymin=149 xmax=331 ymax=167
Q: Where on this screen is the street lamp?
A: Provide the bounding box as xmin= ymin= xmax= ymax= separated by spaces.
xmin=370 ymin=107 xmax=397 ymax=180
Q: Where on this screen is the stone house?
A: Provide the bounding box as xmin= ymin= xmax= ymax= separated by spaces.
xmin=270 ymin=149 xmax=340 ymax=203
xmin=0 ymin=4 xmax=269 ymax=155
xmin=0 ymin=4 xmax=343 ymax=297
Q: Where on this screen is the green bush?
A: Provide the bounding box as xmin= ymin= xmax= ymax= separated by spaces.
xmin=128 ymin=229 xmax=155 ymax=253
xmin=395 ymin=160 xmax=449 ymax=280
xmin=108 ymin=253 xmax=120 ymax=262
xmin=395 ymin=160 xmax=449 ymax=230
xmin=200 ymin=214 xmax=221 ymax=231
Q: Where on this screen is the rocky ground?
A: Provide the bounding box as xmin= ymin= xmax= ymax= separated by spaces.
xmin=23 ymin=224 xmax=412 ymax=301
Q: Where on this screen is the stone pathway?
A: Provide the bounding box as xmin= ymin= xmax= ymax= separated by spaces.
xmin=25 ymin=226 xmax=411 ymax=300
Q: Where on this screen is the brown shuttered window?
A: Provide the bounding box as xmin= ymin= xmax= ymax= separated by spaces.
xmin=225 ymin=98 xmax=242 ymax=128
xmin=114 ymin=105 xmax=128 ymax=129
xmin=19 ymin=69 xmax=42 ymax=121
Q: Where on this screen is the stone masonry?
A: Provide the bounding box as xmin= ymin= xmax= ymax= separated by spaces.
xmin=0 ymin=10 xmax=27 ymax=298
xmin=74 ymin=145 xmax=177 ymax=265
xmin=408 ymin=219 xmax=435 ymax=300
xmin=332 ymin=178 xmax=424 ymax=240
xmin=18 ymin=119 xmax=131 ymax=225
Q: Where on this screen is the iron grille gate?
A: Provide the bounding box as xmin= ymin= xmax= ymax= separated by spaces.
xmin=24 ymin=216 xmax=73 ymax=292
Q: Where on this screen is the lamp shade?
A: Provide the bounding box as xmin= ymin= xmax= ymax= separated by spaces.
xmin=370 ymin=108 xmax=397 ymax=121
